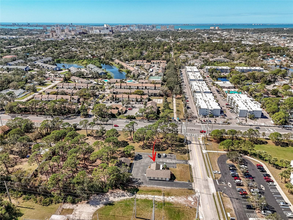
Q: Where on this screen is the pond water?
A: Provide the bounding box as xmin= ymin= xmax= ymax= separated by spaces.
xmin=102 ymin=64 xmax=126 ymax=79
xmin=56 ymin=63 xmax=84 ymax=69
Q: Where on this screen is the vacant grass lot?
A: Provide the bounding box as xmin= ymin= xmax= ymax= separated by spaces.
xmin=137 ymin=186 xmax=194 ymax=197
xmin=170 ymin=164 xmax=192 ymax=182
xmin=92 ymin=199 xmax=196 ymax=220
xmin=15 ymin=199 xmax=60 ymax=219
xmin=255 ymin=140 xmax=293 ymax=163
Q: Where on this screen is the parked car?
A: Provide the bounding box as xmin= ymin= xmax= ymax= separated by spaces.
xmin=279 ymin=202 xmax=290 ymax=206
xmin=128 ymin=108 xmax=132 ymax=110
xmin=237 ymin=188 xmax=244 ymax=192
xmin=262 ymin=210 xmax=273 ymax=215
xmin=200 ymin=130 xmax=206 ymax=133
xmin=246 ymin=205 xmax=255 ymax=210
xmin=265 ymin=178 xmax=274 ymax=182
xmin=114 ymin=124 xmax=119 ymax=127
xmin=263 ymin=174 xmax=271 ymax=178
xmin=231 ymin=173 xmax=239 ymax=177
xmin=256 ymin=164 xmax=263 ymax=169
xmin=259 ymin=168 xmax=266 ymax=172
xmin=234 ymin=177 xmax=241 ymax=180
xmin=157 ymin=153 xmax=161 ymax=158
xmin=239 ymin=191 xmax=248 ymax=195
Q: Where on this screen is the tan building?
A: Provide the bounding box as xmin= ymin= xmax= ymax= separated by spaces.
xmin=146 ymin=163 xmax=171 ymax=181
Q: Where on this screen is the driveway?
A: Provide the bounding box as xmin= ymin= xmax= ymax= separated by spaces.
xmin=132 ymin=152 xmax=192 ymax=189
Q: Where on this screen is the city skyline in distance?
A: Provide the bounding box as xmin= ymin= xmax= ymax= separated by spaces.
xmin=0 ymin=0 xmax=292 ymax=24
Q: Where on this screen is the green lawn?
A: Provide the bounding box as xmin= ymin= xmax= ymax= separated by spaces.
xmin=255 ymin=140 xmax=293 ymax=162
xmin=15 ymin=199 xmax=60 ymax=220
xmin=15 ymin=92 xmax=34 ymax=100
xmin=93 ymin=199 xmax=196 ymax=220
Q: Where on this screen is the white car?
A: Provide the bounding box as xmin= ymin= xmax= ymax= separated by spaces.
xmin=280 ymin=202 xmax=290 ymax=206
xmin=286 ymin=212 xmax=293 ymax=218
xmin=262 ymin=210 xmax=273 ymax=215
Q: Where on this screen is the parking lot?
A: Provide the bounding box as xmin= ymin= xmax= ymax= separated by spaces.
xmin=131 ymin=152 xmax=192 ymax=188
xmin=217 ymin=155 xmax=292 ymax=220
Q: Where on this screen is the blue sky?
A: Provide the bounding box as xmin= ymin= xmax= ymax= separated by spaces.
xmin=0 ymin=0 xmax=292 ymax=24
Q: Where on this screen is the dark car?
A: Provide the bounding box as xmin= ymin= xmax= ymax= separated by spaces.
xmin=263 ymin=174 xmax=271 ymax=178
xmin=246 ymin=205 xmax=255 ymax=210
xmin=157 ymin=153 xmax=161 ymax=158
xmin=231 ymin=173 xmax=239 ymax=177
xmin=259 ymin=168 xmax=266 ymax=172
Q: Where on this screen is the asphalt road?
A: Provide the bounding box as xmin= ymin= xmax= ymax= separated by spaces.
xmin=188 ymin=136 xmax=218 ymax=220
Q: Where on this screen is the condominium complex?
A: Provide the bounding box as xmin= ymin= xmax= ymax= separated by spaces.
xmin=186 ymin=66 xmax=203 ymax=81
xmin=204 ymin=66 xmax=230 ymax=74
xmin=194 ymin=93 xmax=221 ymax=116
xmin=186 ymin=66 xmax=221 ymax=116
xmin=227 ymin=94 xmax=262 ymax=118
xmin=235 ymin=67 xmax=264 ymax=73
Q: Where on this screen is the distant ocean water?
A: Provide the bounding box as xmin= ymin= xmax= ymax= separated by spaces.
xmin=1 ymin=23 xmax=293 ymax=30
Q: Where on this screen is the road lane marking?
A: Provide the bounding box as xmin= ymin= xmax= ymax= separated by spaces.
xmin=193 ymin=137 xmax=203 ymax=179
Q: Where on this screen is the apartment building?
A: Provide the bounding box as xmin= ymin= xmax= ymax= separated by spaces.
xmin=227 ymin=94 xmax=262 ymax=118
xmin=235 ymin=67 xmax=264 ymax=73
xmin=204 ymin=66 xmax=230 ymax=74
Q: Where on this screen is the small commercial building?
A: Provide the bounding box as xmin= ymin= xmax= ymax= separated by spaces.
xmin=214 ymin=81 xmax=234 ymax=89
xmin=227 ymin=94 xmax=262 ymax=118
xmin=235 ymin=67 xmax=264 ymax=73
xmin=204 ymin=66 xmax=230 ymax=74
xmin=146 ymin=163 xmax=171 ymax=181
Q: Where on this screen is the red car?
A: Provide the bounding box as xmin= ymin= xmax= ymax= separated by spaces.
xmin=114 ymin=124 xmax=119 ymax=127
xmin=265 ymin=178 xmax=274 ymax=182
xmin=239 ymin=191 xmax=248 ymax=195
xmin=200 ymin=130 xmax=206 ymax=133
xmin=256 ymin=164 xmax=263 ymax=168
xmin=234 ymin=177 xmax=241 ymax=180
xmin=186 ymin=100 xmax=189 ymax=102
xmin=128 ymin=108 xmax=132 ymax=110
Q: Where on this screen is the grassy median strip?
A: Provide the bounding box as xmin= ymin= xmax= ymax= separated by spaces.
xmin=216 ymin=192 xmax=227 ymax=220
xmin=201 ymin=150 xmax=210 ymax=178
xmin=206 ymin=153 xmax=214 ymax=179
xmin=212 ymin=193 xmax=221 ymax=220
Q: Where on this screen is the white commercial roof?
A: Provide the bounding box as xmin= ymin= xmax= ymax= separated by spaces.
xmin=228 ymin=94 xmax=262 ymax=111
xmin=205 ymin=66 xmax=230 ymax=70
xmin=190 ymin=81 xmax=210 ymax=93
xmin=186 ymin=66 xmax=203 ymax=81
xmin=194 ymin=93 xmax=220 ymax=110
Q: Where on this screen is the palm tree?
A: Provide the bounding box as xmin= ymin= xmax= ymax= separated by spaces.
xmin=285 ymin=183 xmax=293 ymax=194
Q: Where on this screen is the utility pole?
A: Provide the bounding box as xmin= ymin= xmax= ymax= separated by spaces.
xmin=152 ymin=196 xmax=155 ymax=220
xmin=4 ymin=181 xmax=12 ymax=203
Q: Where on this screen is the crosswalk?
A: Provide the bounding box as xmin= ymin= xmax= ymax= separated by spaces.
xmin=265 ymin=128 xmax=277 ymax=132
